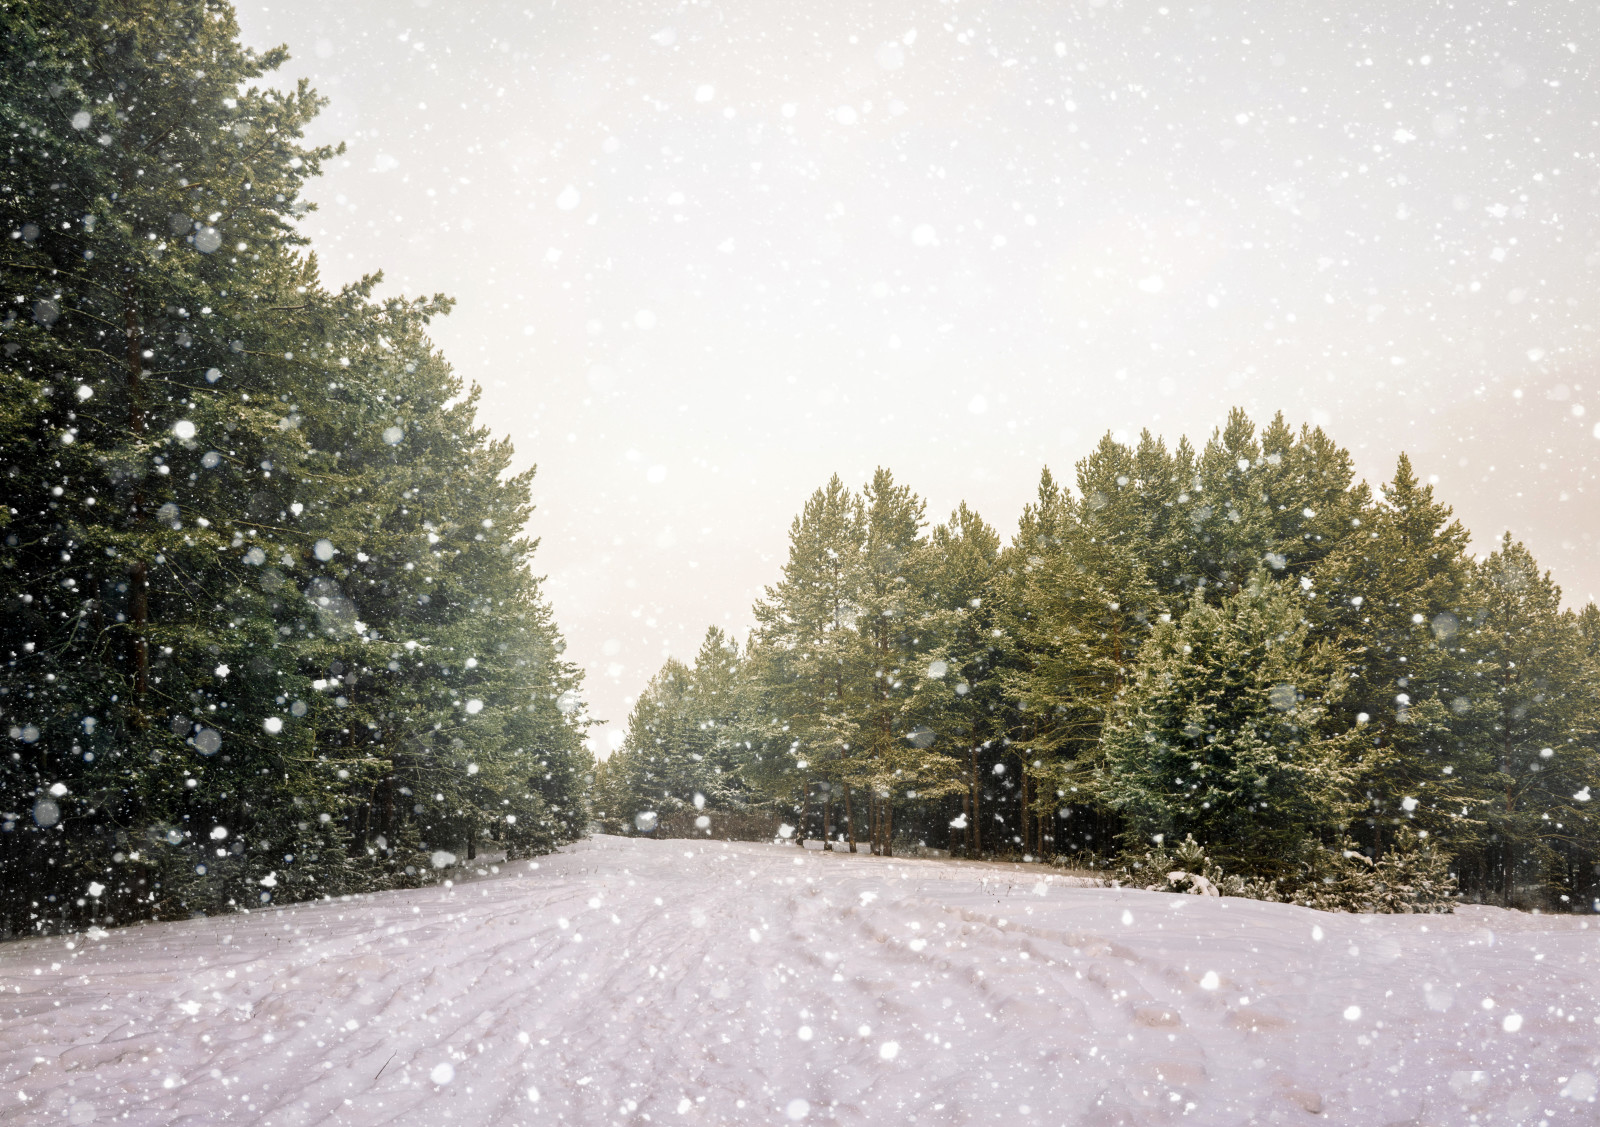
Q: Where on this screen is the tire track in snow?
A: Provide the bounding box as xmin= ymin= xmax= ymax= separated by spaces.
xmin=5 ymin=837 xmax=1600 ymax=1125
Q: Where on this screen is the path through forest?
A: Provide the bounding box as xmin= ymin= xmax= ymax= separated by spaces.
xmin=3 ymin=835 xmax=1597 ymax=1125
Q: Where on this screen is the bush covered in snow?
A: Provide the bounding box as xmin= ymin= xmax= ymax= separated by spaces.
xmin=1114 ymin=832 xmax=1457 ymax=914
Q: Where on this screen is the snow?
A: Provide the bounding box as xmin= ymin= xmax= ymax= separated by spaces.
xmin=3 ymin=835 xmax=1597 ymax=1124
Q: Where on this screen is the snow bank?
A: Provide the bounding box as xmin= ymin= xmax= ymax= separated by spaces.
xmin=2 ymin=835 xmax=1597 ymax=1124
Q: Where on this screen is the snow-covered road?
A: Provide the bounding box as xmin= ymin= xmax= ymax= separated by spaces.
xmin=3 ymin=835 xmax=1598 ymax=1125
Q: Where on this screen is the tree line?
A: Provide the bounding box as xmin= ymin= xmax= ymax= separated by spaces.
xmin=0 ymin=0 xmax=591 ymax=936
xmin=598 ymin=416 xmax=1600 ymax=910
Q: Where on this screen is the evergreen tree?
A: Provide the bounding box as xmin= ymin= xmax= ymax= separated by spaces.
xmin=1310 ymin=454 xmax=1481 ymax=857
xmin=997 ymin=437 xmax=1169 ymax=860
xmin=1452 ymin=536 xmax=1600 ymax=905
xmin=918 ymin=502 xmax=1006 ymax=855
xmin=1578 ymin=603 xmax=1600 ymax=664
xmin=841 ymin=468 xmax=956 ymax=856
xmin=0 ymin=0 xmax=589 ymax=933
xmin=1 ymin=0 xmax=349 ymax=929
xmin=746 ymin=475 xmax=865 ymax=847
xmin=1166 ymin=410 xmax=1365 ymax=604
xmin=1003 ymin=436 xmax=1165 ymax=763
xmin=716 ymin=411 xmax=1597 ymax=910
xmin=603 ymin=627 xmax=751 ymax=833
xmin=1100 ymin=574 xmax=1357 ymax=874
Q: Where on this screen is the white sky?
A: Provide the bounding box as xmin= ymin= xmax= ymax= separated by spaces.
xmin=237 ymin=0 xmax=1600 ymax=755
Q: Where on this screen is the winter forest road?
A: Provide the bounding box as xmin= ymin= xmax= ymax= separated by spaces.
xmin=3 ymin=835 xmax=1598 ymax=1126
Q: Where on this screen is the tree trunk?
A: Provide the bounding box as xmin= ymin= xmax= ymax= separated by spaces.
xmin=844 ymin=782 xmax=857 ymax=853
xmin=128 ymin=560 xmax=149 ymax=702
xmin=1020 ymin=763 xmax=1030 ymax=856
xmin=970 ymin=747 xmax=982 ymax=858
xmin=1502 ymin=748 xmax=1516 ymax=905
xmin=1501 ymin=839 xmax=1515 ymax=905
xmin=822 ymin=788 xmax=833 ymax=850
xmin=382 ymin=775 xmax=396 ymax=842
xmin=1031 ymin=772 xmax=1041 ymax=857
xmin=359 ymin=786 xmax=374 ymax=849
xmin=883 ymin=796 xmax=894 ymax=858
xmin=124 ymin=291 xmax=150 ymax=716
xmin=797 ymin=788 xmax=811 ymax=850
xmin=959 ymin=786 xmax=971 ymax=856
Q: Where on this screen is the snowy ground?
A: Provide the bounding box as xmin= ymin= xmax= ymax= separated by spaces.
xmin=3 ymin=836 xmax=1599 ymax=1126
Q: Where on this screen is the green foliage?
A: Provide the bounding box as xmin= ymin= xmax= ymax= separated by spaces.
xmin=1113 ymin=831 xmax=1456 ymax=914
xmin=1311 ymin=454 xmax=1482 ymax=850
xmin=741 ymin=470 xmax=981 ymax=854
xmin=597 ymin=628 xmax=751 ymax=832
xmin=624 ymin=408 xmax=1598 ymax=912
xmin=1100 ymin=574 xmax=1357 ymax=874
xmin=1447 ymin=536 xmax=1600 ymax=905
xmin=0 ymin=0 xmax=588 ymax=935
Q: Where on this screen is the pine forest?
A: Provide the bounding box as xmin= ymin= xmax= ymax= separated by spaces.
xmin=598 ymin=429 xmax=1600 ymax=913
xmin=0 ymin=1 xmax=593 ymax=936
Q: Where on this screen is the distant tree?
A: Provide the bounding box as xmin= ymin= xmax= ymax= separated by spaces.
xmin=917 ymin=503 xmax=1006 ymax=855
xmin=745 ymin=475 xmax=865 ymax=847
xmin=603 ymin=628 xmax=752 ymax=833
xmin=840 ymin=468 xmax=961 ymax=856
xmin=1452 ymin=536 xmax=1600 ymax=906
xmin=718 ymin=411 xmax=1599 ymax=912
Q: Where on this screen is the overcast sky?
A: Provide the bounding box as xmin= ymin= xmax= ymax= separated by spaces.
xmin=237 ymin=0 xmax=1600 ymax=755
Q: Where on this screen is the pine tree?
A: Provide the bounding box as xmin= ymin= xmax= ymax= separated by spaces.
xmin=918 ymin=503 xmax=1005 ymax=855
xmin=1 ymin=0 xmax=349 ymax=929
xmin=1253 ymin=413 xmax=1368 ymax=578
xmin=607 ymin=629 xmax=750 ymax=827
xmin=1578 ymin=603 xmax=1600 ymax=664
xmin=685 ymin=626 xmax=754 ymax=812
xmin=1310 ymin=454 xmax=1481 ymax=858
xmin=998 ymin=436 xmax=1176 ymax=858
xmin=1003 ymin=435 xmax=1165 ymax=760
xmin=839 ymin=468 xmax=958 ymax=856
xmin=1167 ymin=410 xmax=1365 ymax=603
xmin=1179 ymin=409 xmax=1279 ymax=598
xmin=1100 ymin=574 xmax=1358 ymax=875
xmin=0 ymin=0 xmax=590 ymax=932
xmin=747 ymin=475 xmax=865 ymax=847
xmin=1452 ymin=536 xmax=1600 ymax=905
xmin=713 ymin=413 xmax=1598 ymax=911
